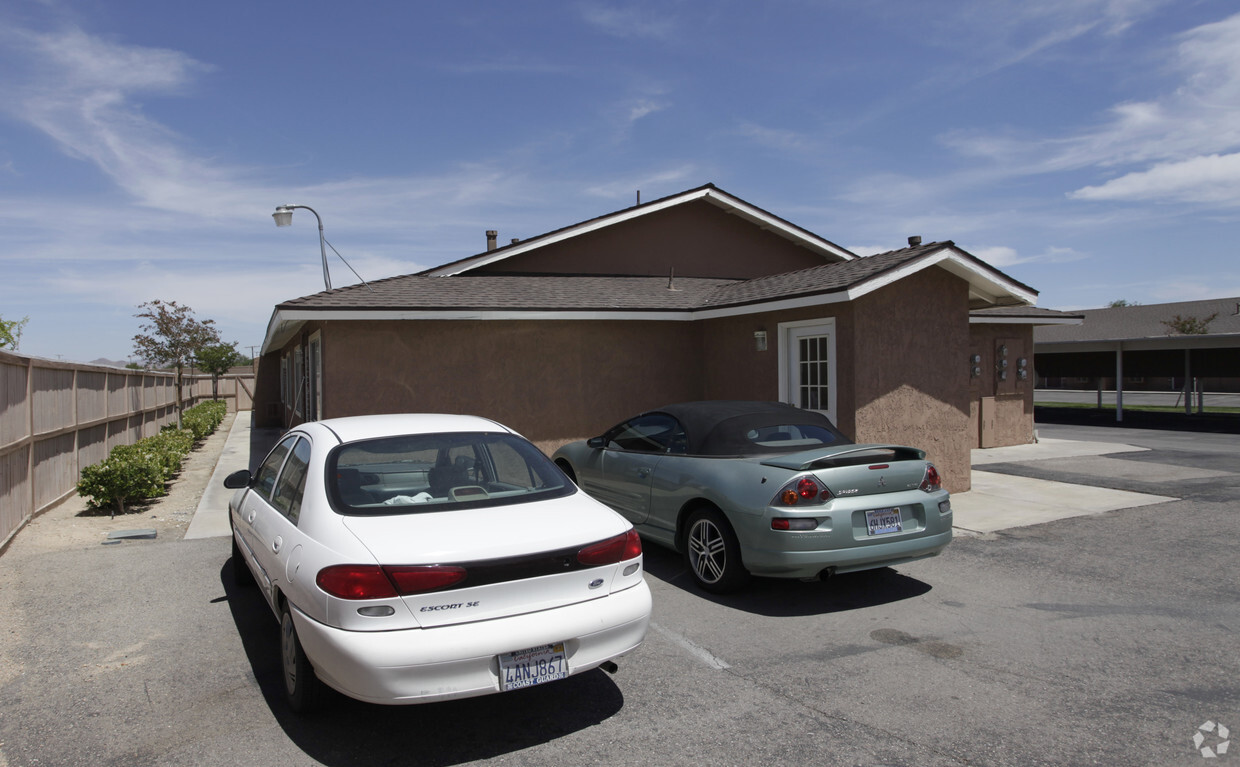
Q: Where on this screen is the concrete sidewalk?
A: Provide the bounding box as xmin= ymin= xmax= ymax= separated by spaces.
xmin=949 ymin=438 xmax=1175 ymax=535
xmin=182 ymin=416 xmax=1178 ymax=540
xmin=184 ymin=410 xmax=282 ymax=540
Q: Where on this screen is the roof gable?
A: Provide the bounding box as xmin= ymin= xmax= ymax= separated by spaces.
xmin=421 ymin=184 xmax=857 ymax=278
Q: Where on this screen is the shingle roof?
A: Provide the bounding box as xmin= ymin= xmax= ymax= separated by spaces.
xmin=279 ymin=240 xmax=973 ymax=313
xmin=1035 ymin=297 xmax=1240 ymax=342
xmin=278 ymin=273 xmax=738 ymax=312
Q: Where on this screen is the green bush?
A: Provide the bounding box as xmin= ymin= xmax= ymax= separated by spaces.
xmin=181 ymin=400 xmax=227 ymax=440
xmin=144 ymin=428 xmax=193 ymax=479
xmin=76 ymin=443 xmax=167 ymax=516
xmin=76 ymin=403 xmax=229 ymax=516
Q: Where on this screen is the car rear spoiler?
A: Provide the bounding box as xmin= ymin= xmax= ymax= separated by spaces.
xmin=760 ymin=444 xmax=927 ymax=472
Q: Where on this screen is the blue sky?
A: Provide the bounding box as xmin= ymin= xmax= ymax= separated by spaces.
xmin=2 ymin=0 xmax=1239 ymax=363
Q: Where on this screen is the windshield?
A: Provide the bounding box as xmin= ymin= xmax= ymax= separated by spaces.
xmin=326 ymin=431 xmax=574 ymax=515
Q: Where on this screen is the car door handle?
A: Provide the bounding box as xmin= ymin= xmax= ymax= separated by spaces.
xmin=637 ymin=468 xmax=651 ymax=479
xmin=272 ymin=536 xmax=282 ymax=554
xmin=247 ymin=511 xmax=256 ymax=524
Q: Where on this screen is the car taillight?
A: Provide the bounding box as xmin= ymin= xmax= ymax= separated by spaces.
xmin=577 ymin=530 xmax=642 ymax=566
xmin=316 ymin=564 xmax=467 ymax=599
xmin=920 ymin=463 xmax=942 ymax=492
xmin=773 ymin=475 xmax=832 ymax=506
xmin=384 ymin=565 xmax=469 ymax=594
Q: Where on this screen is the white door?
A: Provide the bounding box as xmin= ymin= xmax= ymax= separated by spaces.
xmin=779 ymin=319 xmax=837 ymax=421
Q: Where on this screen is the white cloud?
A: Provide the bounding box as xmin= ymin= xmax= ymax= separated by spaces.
xmin=970 ymin=245 xmax=1086 ymax=267
xmin=583 ymin=165 xmax=699 ymax=201
xmin=1070 ymin=152 xmax=1240 ymax=203
xmin=944 ymin=10 xmax=1240 ymax=207
xmin=736 ymin=122 xmax=812 ymax=153
xmin=628 ymin=99 xmax=667 ymax=123
xmin=577 ymin=3 xmax=675 ymax=40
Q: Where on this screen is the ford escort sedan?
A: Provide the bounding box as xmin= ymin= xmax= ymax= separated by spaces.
xmin=225 ymin=414 xmax=651 ymax=711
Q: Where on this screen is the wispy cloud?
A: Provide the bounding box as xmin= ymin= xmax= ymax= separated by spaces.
xmin=577 ymin=2 xmax=675 ymax=40
xmin=970 ymin=245 xmax=1086 ymax=268
xmin=736 ymin=122 xmax=813 ymax=153
xmin=941 ymin=12 xmax=1240 ymax=205
xmin=584 ymin=165 xmax=699 ymax=201
xmin=1070 ymin=152 xmax=1240 ymax=203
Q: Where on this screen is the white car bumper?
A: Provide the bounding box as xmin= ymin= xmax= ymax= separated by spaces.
xmin=291 ymin=580 xmax=652 ymax=705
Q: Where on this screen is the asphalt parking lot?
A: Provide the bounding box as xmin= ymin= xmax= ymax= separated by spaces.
xmin=1 ymin=419 xmax=1237 ymax=766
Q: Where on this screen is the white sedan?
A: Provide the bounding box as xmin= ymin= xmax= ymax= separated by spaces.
xmin=224 ymin=414 xmax=651 ymax=712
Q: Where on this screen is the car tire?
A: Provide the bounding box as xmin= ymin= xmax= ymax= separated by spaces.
xmin=281 ymin=602 xmax=327 ymax=713
xmin=684 ymin=507 xmax=750 ymax=594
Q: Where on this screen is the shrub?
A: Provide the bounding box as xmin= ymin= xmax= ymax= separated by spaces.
xmin=76 ymin=402 xmax=228 ymax=516
xmin=181 ymin=400 xmax=227 ymax=440
xmin=144 ymin=428 xmax=194 ymax=479
xmin=76 ymin=443 xmax=167 ymax=517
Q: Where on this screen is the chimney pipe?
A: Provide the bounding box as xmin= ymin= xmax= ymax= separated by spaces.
xmin=486 ymin=230 xmax=498 ymax=251
xmin=908 ymin=235 xmax=922 ymax=247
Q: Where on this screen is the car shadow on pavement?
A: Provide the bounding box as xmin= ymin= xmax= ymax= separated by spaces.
xmin=220 ymin=559 xmax=627 ymax=766
xmin=641 ymin=544 xmax=933 ymax=617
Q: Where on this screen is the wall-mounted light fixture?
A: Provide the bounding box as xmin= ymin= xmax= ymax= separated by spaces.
xmin=754 ymin=330 xmax=768 ymax=352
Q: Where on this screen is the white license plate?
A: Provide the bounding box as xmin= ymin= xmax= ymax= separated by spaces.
xmin=499 ymin=642 xmax=569 ymax=691
xmin=865 ymin=508 xmax=903 ymax=536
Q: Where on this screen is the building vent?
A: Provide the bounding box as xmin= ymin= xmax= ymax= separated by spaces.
xmin=908 ymin=236 xmax=922 ymax=247
xmin=486 ymin=230 xmax=498 ymax=251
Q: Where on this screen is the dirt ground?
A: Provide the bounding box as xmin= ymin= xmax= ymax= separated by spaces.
xmin=1 ymin=411 xmax=235 ymax=557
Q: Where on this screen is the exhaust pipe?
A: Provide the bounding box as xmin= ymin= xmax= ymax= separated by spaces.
xmin=599 ymin=660 xmax=619 ymax=674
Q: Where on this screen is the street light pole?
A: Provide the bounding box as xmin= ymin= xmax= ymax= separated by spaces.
xmin=273 ymin=204 xmax=331 ymax=291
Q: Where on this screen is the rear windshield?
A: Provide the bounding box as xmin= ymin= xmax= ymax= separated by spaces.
xmin=326 ymin=431 xmax=574 ymax=515
xmin=700 ymin=418 xmax=852 ymax=456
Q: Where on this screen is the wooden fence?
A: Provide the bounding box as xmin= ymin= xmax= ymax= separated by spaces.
xmin=0 ymin=349 xmax=255 ymax=550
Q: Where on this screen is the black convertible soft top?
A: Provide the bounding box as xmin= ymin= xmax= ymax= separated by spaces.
xmin=648 ymin=401 xmax=853 ymax=456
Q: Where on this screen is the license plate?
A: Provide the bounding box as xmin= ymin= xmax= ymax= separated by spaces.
xmin=865 ymin=508 xmax=903 ymax=536
xmin=499 ymin=642 xmax=569 ymax=691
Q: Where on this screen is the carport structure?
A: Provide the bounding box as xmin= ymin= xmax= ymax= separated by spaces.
xmin=1035 ymin=296 xmax=1240 ymax=420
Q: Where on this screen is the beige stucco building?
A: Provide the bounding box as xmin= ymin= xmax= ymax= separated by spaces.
xmin=253 ymin=185 xmax=1075 ymax=492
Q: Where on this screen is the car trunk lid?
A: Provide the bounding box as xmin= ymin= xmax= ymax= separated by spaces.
xmin=339 ymin=494 xmax=635 ymax=627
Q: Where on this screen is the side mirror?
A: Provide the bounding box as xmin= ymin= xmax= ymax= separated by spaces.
xmin=223 ymin=469 xmax=252 ymax=489
xmin=586 ymin=436 xmax=607 ymax=449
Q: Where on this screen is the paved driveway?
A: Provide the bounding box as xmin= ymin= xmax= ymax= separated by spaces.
xmin=1 ymin=421 xmax=1236 ymax=766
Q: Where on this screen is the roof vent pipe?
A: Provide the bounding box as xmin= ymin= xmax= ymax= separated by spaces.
xmin=908 ymin=236 xmax=922 ymax=247
xmin=486 ymin=230 xmax=498 ymax=251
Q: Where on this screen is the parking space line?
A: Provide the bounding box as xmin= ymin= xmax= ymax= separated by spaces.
xmin=649 ymin=621 xmax=731 ymax=670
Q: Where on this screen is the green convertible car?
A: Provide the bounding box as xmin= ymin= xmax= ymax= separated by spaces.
xmin=552 ymin=401 xmax=953 ymax=593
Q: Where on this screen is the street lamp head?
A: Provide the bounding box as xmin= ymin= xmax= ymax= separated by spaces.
xmin=272 ymin=205 xmax=295 ymax=227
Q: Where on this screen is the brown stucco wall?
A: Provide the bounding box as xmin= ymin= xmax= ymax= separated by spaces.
xmin=252 ymin=270 xmax=1020 ymax=494
xmin=475 ymin=200 xmax=831 ymax=279
xmin=850 ymin=270 xmax=973 ymax=493
xmin=968 ymin=324 xmax=1035 ymax=449
xmin=319 ymin=319 xmax=705 ymax=452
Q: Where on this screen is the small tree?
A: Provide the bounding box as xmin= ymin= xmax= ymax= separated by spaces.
xmin=1162 ymin=313 xmax=1218 ymax=335
xmin=132 ymin=300 xmax=220 ymax=426
xmin=1107 ymin=299 xmax=1140 ymax=308
xmin=0 ymin=314 xmax=29 ymax=350
xmin=197 ymin=342 xmax=244 ymax=400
